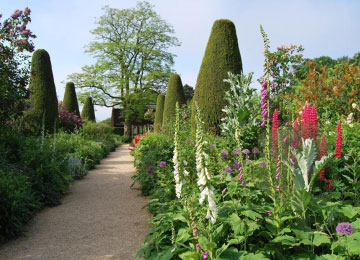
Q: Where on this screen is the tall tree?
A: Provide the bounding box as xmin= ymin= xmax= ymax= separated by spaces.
xmin=68 ymin=1 xmax=180 ymax=107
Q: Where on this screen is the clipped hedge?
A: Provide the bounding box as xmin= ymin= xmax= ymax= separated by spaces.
xmin=191 ymin=19 xmax=243 ymax=134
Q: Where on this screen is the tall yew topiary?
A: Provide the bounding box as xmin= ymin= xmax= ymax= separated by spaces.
xmin=154 ymin=94 xmax=165 ymax=133
xmin=63 ymin=82 xmax=80 ymax=116
xmin=26 ymin=49 xmax=59 ymax=133
xmin=191 ymin=19 xmax=243 ymax=134
xmin=81 ymin=96 xmax=96 ymax=122
xmin=163 ymin=74 xmax=186 ymax=126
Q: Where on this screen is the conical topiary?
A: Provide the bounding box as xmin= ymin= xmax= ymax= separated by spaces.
xmin=27 ymin=49 xmax=59 ymax=133
xmin=154 ymin=94 xmax=165 ymax=133
xmin=81 ymin=96 xmax=96 ymax=122
xmin=191 ymin=19 xmax=243 ymax=134
xmin=63 ymin=82 xmax=80 ymax=116
xmin=163 ymin=74 xmax=186 ymax=126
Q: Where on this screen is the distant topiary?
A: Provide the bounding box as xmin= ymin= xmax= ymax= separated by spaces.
xmin=81 ymin=96 xmax=96 ymax=122
xmin=63 ymin=82 xmax=80 ymax=116
xmin=163 ymin=74 xmax=186 ymax=127
xmin=26 ymin=49 xmax=59 ymax=133
xmin=191 ymin=19 xmax=243 ymax=134
xmin=154 ymin=94 xmax=165 ymax=133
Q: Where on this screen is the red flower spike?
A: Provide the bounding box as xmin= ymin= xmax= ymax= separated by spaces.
xmin=319 ymin=135 xmax=327 ymax=181
xmin=310 ymin=105 xmax=317 ymax=140
xmin=272 ymin=109 xmax=279 ymax=158
xmin=301 ymin=104 xmax=311 ymax=140
xmin=335 ymin=121 xmax=342 ymax=158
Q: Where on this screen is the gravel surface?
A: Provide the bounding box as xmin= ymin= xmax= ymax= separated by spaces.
xmin=0 ymin=144 xmax=150 ymax=260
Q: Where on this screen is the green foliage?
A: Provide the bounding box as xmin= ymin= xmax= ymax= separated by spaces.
xmin=133 ymin=133 xmax=174 ymax=196
xmin=63 ymin=82 xmax=80 ymax=116
xmin=81 ymin=96 xmax=96 ymax=122
xmin=25 ymin=49 xmax=59 ymax=134
xmin=0 ymin=169 xmax=41 ymax=240
xmin=163 ymin=74 xmax=186 ymax=129
xmin=183 ymin=84 xmax=194 ymax=103
xmin=154 ymin=94 xmax=165 ymax=133
xmin=191 ymin=19 xmax=243 ymax=134
xmin=0 ymin=122 xmax=122 ymax=241
xmin=124 ymin=89 xmax=158 ymax=125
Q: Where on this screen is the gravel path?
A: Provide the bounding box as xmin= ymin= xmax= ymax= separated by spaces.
xmin=0 ymin=144 xmax=150 ymax=260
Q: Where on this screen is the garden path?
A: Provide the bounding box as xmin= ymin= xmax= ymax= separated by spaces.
xmin=0 ymin=144 xmax=150 ymax=260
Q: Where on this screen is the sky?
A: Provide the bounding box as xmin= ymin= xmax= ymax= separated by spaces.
xmin=1 ymin=0 xmax=360 ymax=121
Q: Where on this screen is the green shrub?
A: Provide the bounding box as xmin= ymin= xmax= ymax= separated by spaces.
xmin=81 ymin=96 xmax=96 ymax=122
xmin=191 ymin=19 xmax=243 ymax=134
xmin=25 ymin=49 xmax=59 ymax=134
xmin=154 ymin=94 xmax=165 ymax=133
xmin=133 ymin=133 xmax=174 ymax=195
xmin=163 ymin=74 xmax=186 ymax=129
xmin=63 ymin=82 xmax=80 ymax=116
xmin=0 ymin=170 xmax=41 ymax=240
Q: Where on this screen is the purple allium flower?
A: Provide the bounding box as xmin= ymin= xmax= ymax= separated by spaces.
xmin=259 ymin=161 xmax=267 ymax=167
xmin=252 ymin=147 xmax=260 ymax=154
xmin=233 ymin=148 xmax=240 ymax=155
xmin=336 ymin=222 xmax=354 ymax=236
xmin=193 ymin=229 xmax=197 ymax=236
xmin=225 ymin=167 xmax=232 ymax=173
xmin=242 ymin=149 xmax=250 ymax=155
xmin=267 ymin=210 xmax=272 ymax=216
xmin=233 ymin=160 xmax=240 ymax=170
xmin=159 ymin=161 xmax=167 ymax=168
xmin=221 ymin=188 xmax=227 ymax=194
xmin=221 ymin=150 xmax=228 ymax=157
xmin=146 ymin=166 xmax=155 ymax=175
xmin=203 ymin=251 xmax=209 ymax=259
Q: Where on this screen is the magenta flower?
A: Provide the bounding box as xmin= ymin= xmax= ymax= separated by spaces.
xmin=283 ymin=136 xmax=288 ymax=143
xmin=336 ymin=222 xmax=354 ymax=236
xmin=255 ymin=218 xmax=260 ymax=222
xmin=267 ymin=210 xmax=272 ymax=216
xmin=242 ymin=149 xmax=250 ymax=155
xmin=221 ymin=188 xmax=227 ymax=194
xmin=193 ymin=229 xmax=197 ymax=237
xmin=275 ymin=173 xmax=280 ymax=179
xmin=196 ymin=243 xmax=201 ymax=249
xmin=233 ymin=148 xmax=240 ymax=155
xmin=259 ymin=161 xmax=267 ymax=167
xmin=203 ymin=251 xmax=209 ymax=259
xmin=233 ymin=160 xmax=240 ymax=170
xmin=276 ymin=185 xmax=280 ymax=191
xmin=241 ymin=181 xmax=245 ymax=186
xmin=225 ymin=167 xmax=232 ymax=173
xmin=260 ymin=80 xmax=268 ymax=127
xmin=159 ymin=161 xmax=167 ymax=168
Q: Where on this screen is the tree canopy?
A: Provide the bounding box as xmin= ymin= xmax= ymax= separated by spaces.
xmin=68 ymin=1 xmax=180 ymax=108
